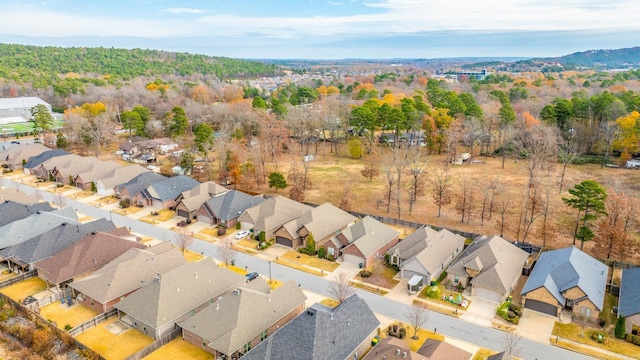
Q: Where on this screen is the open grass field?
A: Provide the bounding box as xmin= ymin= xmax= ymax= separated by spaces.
xmin=39 ymin=302 xmax=98 ymax=329
xmin=75 ymin=317 xmax=153 ymax=360
xmin=0 ymin=277 xmax=46 ymax=302
xmin=143 ymin=338 xmax=213 ymax=360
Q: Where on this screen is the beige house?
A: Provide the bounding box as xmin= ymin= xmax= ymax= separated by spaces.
xmin=522 ymin=246 xmax=607 ymax=319
xmin=447 ymin=235 xmax=528 ymax=303
xmin=388 ymin=226 xmax=466 ymax=285
xmin=31 ymin=153 xmax=81 ymax=180
xmin=175 ymin=181 xmax=228 ymax=220
xmin=180 ymin=280 xmax=306 ymax=358
xmin=336 ymin=216 xmax=400 ymax=268
xmin=0 ymin=143 xmax=49 ymax=171
xmin=69 ymin=242 xmax=186 ymax=313
xmin=274 ymin=202 xmax=357 ymax=249
xmin=94 ymin=165 xmax=149 ymax=196
xmin=114 ymin=258 xmax=245 ymax=339
xmin=73 ymin=160 xmax=121 ymax=190
xmin=239 ymin=196 xmax=311 ymax=242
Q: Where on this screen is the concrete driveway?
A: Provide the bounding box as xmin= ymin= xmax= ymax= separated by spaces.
xmin=460 ymin=296 xmax=499 ymax=326
xmin=516 ymin=309 xmax=557 ymax=342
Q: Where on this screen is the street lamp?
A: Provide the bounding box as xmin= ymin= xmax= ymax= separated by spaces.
xmin=268 ymin=261 xmax=272 ymax=285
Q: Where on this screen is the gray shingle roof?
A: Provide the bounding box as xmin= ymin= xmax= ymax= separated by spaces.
xmin=141 ymin=175 xmax=200 ymax=202
xmin=114 ymin=259 xmax=245 ymax=328
xmin=0 ymin=207 xmax=79 ymax=249
xmin=0 ymin=218 xmax=116 ymax=265
xmin=69 ymin=242 xmax=186 ymax=304
xmin=343 ymin=216 xmax=399 ymax=258
xmin=619 ymin=267 xmax=640 ymax=317
xmin=448 ymin=235 xmax=528 ymax=293
xmin=0 ymin=201 xmax=54 ymax=227
xmin=178 ymin=181 xmax=230 ymax=212
xmin=394 ymin=227 xmax=466 ymax=277
xmin=34 ymin=227 xmax=144 ymax=285
xmin=0 ymin=144 xmax=50 ymax=166
xmin=115 ymin=172 xmax=166 ymax=196
xmin=243 ymin=294 xmax=380 ymax=360
xmin=96 ymin=165 xmax=149 ymax=190
xmin=240 ymin=196 xmax=311 ymax=234
xmin=522 ymin=246 xmax=607 ymax=310
xmin=297 ymin=203 xmax=357 ymax=242
xmin=202 ymin=190 xmax=265 ymax=221
xmin=178 ymin=280 xmax=306 ymax=356
xmin=23 ymin=149 xmax=69 ymax=170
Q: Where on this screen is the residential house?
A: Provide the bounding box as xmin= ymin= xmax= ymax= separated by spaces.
xmin=175 ymin=181 xmax=229 ymax=220
xmin=31 ymin=153 xmax=82 ymax=180
xmin=114 ymin=172 xmax=166 ymax=204
xmin=120 ymin=137 xmax=178 ymax=160
xmin=51 ymin=156 xmax=103 ymax=185
xmin=23 ymin=149 xmax=69 ymax=175
xmin=274 ymin=202 xmax=357 ymax=249
xmin=447 ymin=235 xmax=528 ymax=303
xmin=243 ymin=294 xmax=380 ymax=360
xmin=0 ymin=218 xmax=116 ymax=273
xmin=0 ymin=188 xmax=43 ymax=204
xmin=0 ymin=201 xmax=54 ymax=227
xmin=139 ymin=175 xmax=200 ymax=209
xmin=334 ymin=216 xmax=400 ymax=268
xmin=73 ymin=160 xmax=121 ymax=190
xmin=487 ymin=352 xmax=513 ymax=360
xmin=94 ymin=164 xmax=149 ymax=196
xmin=388 ymin=226 xmax=466 ymax=285
xmin=618 ymin=267 xmax=640 ymax=336
xmin=197 ymin=190 xmax=264 ymax=228
xmin=179 ymin=280 xmax=307 ymax=358
xmin=0 ymin=207 xmax=78 ymax=250
xmin=69 ymin=242 xmax=186 ymax=313
xmin=34 ymin=227 xmax=145 ymax=291
xmin=239 ymin=196 xmax=312 ymax=242
xmin=0 ymin=144 xmax=50 ymax=171
xmin=521 ymin=246 xmax=607 ymax=319
xmin=0 ymin=96 xmax=51 ymax=121
xmin=114 ymin=258 xmax=245 ymax=339
xmin=364 ymin=337 xmax=471 ymax=360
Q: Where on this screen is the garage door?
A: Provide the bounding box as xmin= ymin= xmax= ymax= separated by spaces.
xmin=525 ymin=299 xmax=558 ymax=316
xmin=275 ymin=236 xmax=292 ymax=247
xmin=177 ymin=210 xmax=190 ymax=219
xmin=343 ymin=254 xmax=364 ymax=267
xmin=198 ymin=215 xmax=212 ymax=225
xmin=475 ymin=286 xmax=502 ymax=303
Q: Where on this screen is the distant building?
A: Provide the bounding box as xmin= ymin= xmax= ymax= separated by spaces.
xmin=456 ymin=69 xmax=488 ymax=82
xmin=0 ymin=97 xmax=51 ymax=124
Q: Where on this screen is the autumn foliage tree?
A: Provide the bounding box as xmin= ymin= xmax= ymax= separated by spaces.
xmin=430 ymin=166 xmax=454 ymax=217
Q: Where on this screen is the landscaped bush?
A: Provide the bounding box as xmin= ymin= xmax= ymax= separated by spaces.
xmin=426 ymin=286 xmax=441 ymax=299
xmin=298 ymin=247 xmax=316 ymax=255
xmin=625 ymin=334 xmax=640 ymax=346
xmin=359 ymin=270 xmax=372 ymax=278
xmin=615 ymin=316 xmax=626 ymax=339
xmin=119 ymin=198 xmax=131 ymax=208
xmin=497 ymin=301 xmax=521 ymax=324
xmin=317 ymin=247 xmax=325 ymax=259
xmin=398 ymin=327 xmax=406 ymax=339
xmin=235 ymin=222 xmax=241 ymax=230
xmin=591 ymin=332 xmax=606 ymax=344
xmin=326 ymin=254 xmax=335 ymax=261
xmin=512 ymin=316 xmax=520 ymax=325
xmin=508 ymin=303 xmax=523 ymax=317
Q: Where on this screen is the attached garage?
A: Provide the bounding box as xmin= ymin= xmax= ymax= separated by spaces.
xmin=474 ymin=286 xmax=502 ymax=303
xmin=177 ymin=209 xmax=190 ymax=219
xmin=275 ymin=236 xmax=292 ymax=247
xmin=197 ymin=214 xmax=213 ymax=225
xmin=524 ymin=299 xmax=558 ymax=316
xmin=343 ymin=253 xmax=365 ymax=267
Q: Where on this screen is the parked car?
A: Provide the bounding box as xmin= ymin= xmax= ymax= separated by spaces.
xmin=245 ymin=272 xmax=259 ymax=281
xmin=303 ymin=154 xmax=314 ymax=162
xmin=235 ymin=230 xmax=250 ymax=239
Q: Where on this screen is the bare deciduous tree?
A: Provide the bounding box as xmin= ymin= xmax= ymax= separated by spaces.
xmin=430 ymin=166 xmax=454 ymax=217
xmin=219 ymin=235 xmax=236 ymax=268
xmin=381 ymin=153 xmax=398 ymax=214
xmin=406 ymin=147 xmax=428 ymax=215
xmin=54 ymin=191 xmax=66 ymax=209
xmin=327 ymin=272 xmax=355 ymax=304
xmin=501 ymin=333 xmax=522 ymax=357
xmin=558 ymin=140 xmax=580 ymax=194
xmin=175 ymin=228 xmax=194 ymax=253
xmin=407 ymin=304 xmax=429 ymax=340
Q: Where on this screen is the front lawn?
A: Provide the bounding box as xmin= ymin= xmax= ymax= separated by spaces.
xmin=357 ymin=263 xmax=399 ymax=289
xmin=552 ymin=322 xmax=640 ymax=358
xmin=280 ymin=251 xmax=340 ymax=272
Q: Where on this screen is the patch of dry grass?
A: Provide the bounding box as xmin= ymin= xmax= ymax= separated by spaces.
xmin=350 ymin=281 xmax=388 ymax=295
xmin=0 ymin=277 xmax=46 ymax=301
xmin=219 ymin=264 xmax=248 ymax=275
xmin=412 ymin=299 xmax=462 ymax=318
xmin=320 ymin=298 xmax=340 ymax=308
xmin=358 ymin=264 xmax=399 ymax=289
xmin=39 ymin=302 xmax=98 ymax=329
xmin=552 ymin=322 xmax=640 ymax=358
xmin=279 ymin=251 xmax=340 ymax=272
xmin=237 ymin=237 xmax=260 ymax=249
xmin=143 ymin=338 xmax=213 ymax=360
xmin=75 ymin=189 xmax=95 ymax=198
xmin=274 ymin=258 xmax=324 ymax=276
xmin=384 ymin=322 xmax=444 ymax=352
xmin=111 ymin=206 xmax=143 ymax=215
xmin=183 ymin=250 xmax=205 ymax=263
xmin=75 ymin=317 xmax=153 ymax=360
xmin=140 ymin=210 xmax=175 ymax=222
xmin=472 ymin=348 xmax=498 ymax=360
xmin=552 ymin=339 xmax=623 ymax=360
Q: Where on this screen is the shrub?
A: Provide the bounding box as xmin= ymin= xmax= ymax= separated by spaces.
xmin=326 ymin=254 xmax=335 ymax=261
xmin=615 ymin=316 xmax=626 ymax=339
xmin=511 ymin=316 xmax=520 ymax=325
xmin=64 ymin=324 xmax=72 ymax=331
xmin=497 ymin=302 xmax=510 ymax=320
xmin=598 ymin=318 xmax=606 ymax=327
xmin=317 ymin=247 xmax=325 ymax=259
xmin=298 ymin=248 xmax=316 ymax=255
xmin=359 ymin=270 xmax=372 ymax=278
xmin=456 ymin=283 xmax=464 ymax=291
xmin=426 ymin=286 xmax=441 ymax=299
xmin=235 ymin=222 xmax=241 ymax=230
xmin=398 ymin=327 xmax=406 ymax=339
xmin=507 ymin=310 xmax=516 ymax=319
xmin=217 ymin=228 xmax=226 ymax=236
xmin=119 ymin=198 xmax=131 ymax=208
xmin=384 ymin=253 xmax=390 ymax=264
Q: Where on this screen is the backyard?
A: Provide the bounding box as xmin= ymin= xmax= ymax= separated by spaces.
xmin=75 ymin=317 xmax=154 ymax=360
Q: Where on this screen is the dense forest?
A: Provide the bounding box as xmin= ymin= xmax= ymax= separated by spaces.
xmin=0 ymin=44 xmax=281 ymax=87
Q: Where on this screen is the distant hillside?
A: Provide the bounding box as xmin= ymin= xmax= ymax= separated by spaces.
xmin=0 ymin=44 xmax=280 ymax=83
xmin=552 ymin=47 xmax=640 ymax=69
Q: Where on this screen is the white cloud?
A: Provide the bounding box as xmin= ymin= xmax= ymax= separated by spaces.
xmin=164 ymin=8 xmax=206 ymax=14
xmin=327 ymin=1 xmax=344 ymax=5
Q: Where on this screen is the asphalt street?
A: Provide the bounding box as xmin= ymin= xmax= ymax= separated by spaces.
xmin=4 ymin=178 xmax=593 ymax=360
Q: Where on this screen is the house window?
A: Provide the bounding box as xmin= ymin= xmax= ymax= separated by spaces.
xmin=202 ymin=337 xmax=206 ymax=346
xmin=579 ymin=307 xmax=592 ymax=318
xmin=261 ymin=330 xmax=268 ymax=341
xmin=632 ymin=325 xmax=640 ymax=336
xmin=244 ymin=341 xmax=251 ymax=352
xmin=454 ymin=275 xmax=459 ymax=284
xmin=328 ymin=247 xmax=334 ymax=256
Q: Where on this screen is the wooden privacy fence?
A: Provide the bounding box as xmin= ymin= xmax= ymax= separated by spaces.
xmin=67 ymin=308 xmax=118 ymax=336
xmin=0 ymin=270 xmax=36 ymax=289
xmin=125 ymin=327 xmax=182 ymax=360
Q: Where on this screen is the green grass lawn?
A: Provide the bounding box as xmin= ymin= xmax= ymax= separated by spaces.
xmin=552 ymin=322 xmax=640 ymax=358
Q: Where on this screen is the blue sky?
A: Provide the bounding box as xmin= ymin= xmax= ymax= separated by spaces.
xmin=1 ymin=0 xmax=639 ymax=59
